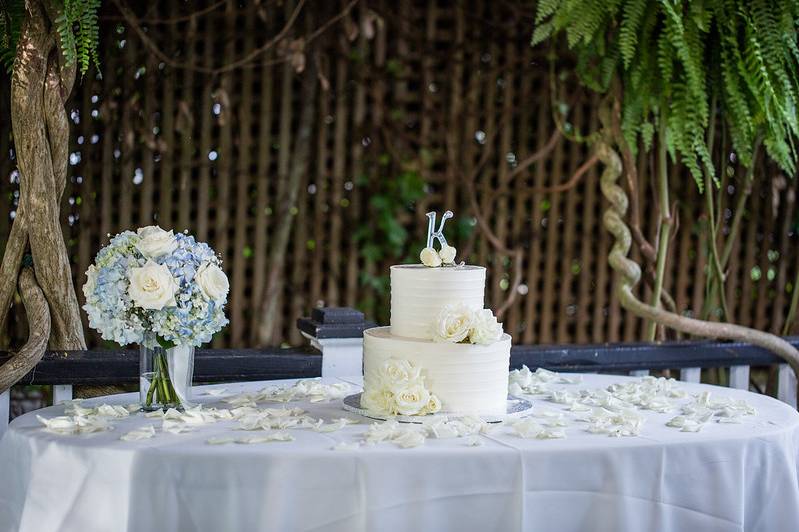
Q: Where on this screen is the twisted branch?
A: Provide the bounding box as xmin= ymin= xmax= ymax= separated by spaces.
xmin=0 ymin=268 xmax=51 ymax=393
xmin=598 ymin=139 xmax=799 ymax=386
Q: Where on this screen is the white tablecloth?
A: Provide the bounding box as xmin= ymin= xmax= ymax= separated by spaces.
xmin=1 ymin=375 xmax=798 ymax=532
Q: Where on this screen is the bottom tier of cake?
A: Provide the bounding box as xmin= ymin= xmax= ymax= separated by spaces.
xmin=362 ymin=327 xmax=511 ymax=415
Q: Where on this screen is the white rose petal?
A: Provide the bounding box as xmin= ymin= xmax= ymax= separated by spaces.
xmin=332 ymin=441 xmax=361 ymax=451
xmin=469 ymin=308 xmax=503 ymax=345
xmin=195 ymin=262 xmax=229 ymax=302
xmin=432 ymin=303 xmax=475 ymax=343
xmin=96 ymin=404 xmax=130 ymax=418
xmin=207 ymin=436 xmax=236 ymax=445
xmin=393 ymin=429 xmax=426 ymax=448
xmin=420 ymin=247 xmax=442 ymax=267
xmin=236 ymin=432 xmax=294 ymax=444
xmin=37 ymin=415 xmax=78 ymax=434
xmin=128 ymin=260 xmax=178 ymax=310
xmin=136 ymin=225 xmax=178 ymax=258
xmin=438 ymin=244 xmax=457 ymax=264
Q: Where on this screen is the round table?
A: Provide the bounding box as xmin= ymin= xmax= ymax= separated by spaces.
xmin=1 ymin=375 xmax=798 ymax=532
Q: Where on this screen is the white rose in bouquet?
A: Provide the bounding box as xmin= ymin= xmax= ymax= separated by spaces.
xmin=128 ymin=260 xmax=178 ymax=310
xmin=196 ymin=262 xmax=230 ymax=302
xmin=432 ymin=303 xmax=475 ymax=343
xmin=393 ymin=383 xmax=431 ymax=416
xmin=420 ymin=246 xmax=442 ymax=267
xmin=469 ymin=308 xmax=503 ymax=345
xmin=136 ymin=225 xmax=178 ymax=258
xmin=83 ymin=264 xmax=98 ymax=300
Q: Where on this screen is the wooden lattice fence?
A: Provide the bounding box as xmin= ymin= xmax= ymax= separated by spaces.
xmin=0 ymin=0 xmax=797 ymax=349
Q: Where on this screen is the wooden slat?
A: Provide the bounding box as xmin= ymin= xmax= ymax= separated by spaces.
xmin=139 ymin=51 xmax=157 ymax=225
xmin=52 ymin=384 xmax=73 ymax=404
xmin=680 ymin=367 xmax=701 ymax=383
xmin=728 ymin=365 xmax=750 ymax=390
xmin=195 ymin=9 xmax=215 ymax=242
xmin=231 ymin=7 xmax=256 ymax=346
xmin=0 ymin=390 xmax=9 ymax=433
xmin=249 ymin=10 xmax=275 ymax=338
xmin=157 ymin=1 xmax=177 ymax=229
xmin=177 ymin=17 xmax=197 ymax=232
xmin=327 ymin=53 xmax=347 ymax=305
xmin=778 ymin=363 xmax=798 ymax=408
xmin=557 ymin=102 xmax=581 ymax=342
xmin=118 ymin=36 xmax=135 ymax=230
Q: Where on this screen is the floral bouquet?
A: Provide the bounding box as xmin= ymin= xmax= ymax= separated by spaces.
xmin=83 ymin=226 xmax=229 ymax=409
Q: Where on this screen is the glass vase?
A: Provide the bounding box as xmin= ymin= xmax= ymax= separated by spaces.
xmin=139 ymin=333 xmax=195 ymax=411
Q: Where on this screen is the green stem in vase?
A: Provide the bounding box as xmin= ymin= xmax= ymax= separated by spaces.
xmin=145 ymin=376 xmax=157 ymax=407
xmin=156 ymin=352 xmax=180 ymax=407
xmin=156 ymin=354 xmax=172 ymax=406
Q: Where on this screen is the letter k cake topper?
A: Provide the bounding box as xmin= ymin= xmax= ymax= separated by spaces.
xmin=426 ymin=210 xmax=453 ymax=248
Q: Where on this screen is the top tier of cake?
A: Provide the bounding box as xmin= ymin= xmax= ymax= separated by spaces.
xmin=390 ymin=264 xmax=486 ymax=339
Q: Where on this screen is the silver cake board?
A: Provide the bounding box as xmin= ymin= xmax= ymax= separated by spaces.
xmin=342 ymin=392 xmax=532 ymax=424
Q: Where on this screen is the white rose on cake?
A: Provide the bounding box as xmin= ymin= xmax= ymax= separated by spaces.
xmin=380 ymin=358 xmax=421 ymax=387
xmin=128 ymin=260 xmax=178 ymax=310
xmin=438 ymin=244 xmax=457 ymax=264
xmin=196 ymin=262 xmax=230 ymax=302
xmin=432 ymin=303 xmax=475 ymax=343
xmin=469 ymin=308 xmax=503 ymax=345
xmin=361 ymin=388 xmax=394 ymax=416
xmin=420 ymin=246 xmax=442 ymax=267
xmin=422 ymin=393 xmax=442 ymax=415
xmin=393 ymin=383 xmax=431 ymax=416
xmin=136 ymin=225 xmax=178 ymax=258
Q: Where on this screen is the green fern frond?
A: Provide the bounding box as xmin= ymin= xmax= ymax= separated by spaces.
xmin=535 ymin=0 xmax=563 ymax=24
xmin=619 ymin=0 xmax=646 ymax=68
xmin=53 ymin=0 xmax=101 ymax=76
xmin=533 ymin=0 xmax=799 ymax=189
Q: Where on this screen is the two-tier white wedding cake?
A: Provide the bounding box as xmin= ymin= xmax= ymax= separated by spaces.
xmin=361 ymin=211 xmax=511 ymax=416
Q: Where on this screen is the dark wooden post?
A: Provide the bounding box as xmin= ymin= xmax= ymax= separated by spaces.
xmin=297 ymin=308 xmax=374 ymax=377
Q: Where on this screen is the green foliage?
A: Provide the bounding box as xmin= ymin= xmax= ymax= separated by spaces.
xmin=533 ymin=0 xmax=799 ymax=189
xmin=0 ymin=0 xmax=101 ymax=75
xmin=0 ymin=0 xmax=24 ymax=71
xmin=56 ymin=0 xmax=101 ymax=76
xmin=354 ymin=170 xmax=426 ymax=265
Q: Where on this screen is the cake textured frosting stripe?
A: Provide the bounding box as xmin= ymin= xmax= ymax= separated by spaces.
xmin=390 ymin=264 xmax=486 ymax=340
xmin=363 ymin=327 xmax=511 ymax=415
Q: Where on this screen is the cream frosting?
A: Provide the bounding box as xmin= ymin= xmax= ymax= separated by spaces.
xmin=390 ymin=264 xmax=485 ymax=340
xmin=363 ymin=327 xmax=511 ymax=415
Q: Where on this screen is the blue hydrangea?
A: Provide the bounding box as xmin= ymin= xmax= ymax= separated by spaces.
xmin=83 ymin=229 xmax=229 ymax=347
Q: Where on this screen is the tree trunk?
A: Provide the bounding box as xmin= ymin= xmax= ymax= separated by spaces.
xmin=0 ymin=268 xmax=50 ymax=393
xmin=0 ymin=0 xmax=86 ymax=389
xmin=597 ymin=137 xmax=799 ymax=385
xmin=255 ymin=54 xmax=318 ymax=346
